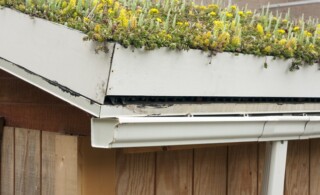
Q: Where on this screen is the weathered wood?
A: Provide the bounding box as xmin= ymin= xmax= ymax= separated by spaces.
xmin=228 ymin=143 xmax=258 ymax=195
xmin=116 ymin=151 xmax=155 ymax=195
xmin=1 ymin=127 xmax=14 ymax=195
xmin=156 ymin=150 xmax=193 ymax=195
xmin=0 ymin=78 xmax=63 ymax=104
xmin=0 ymin=103 xmax=90 ymax=135
xmin=15 ymin=128 xmax=41 ymax=195
xmin=258 ymin=143 xmax=266 ymax=195
xmin=194 ymin=147 xmax=227 ymax=195
xmin=0 ymin=117 xmax=3 ymax=193
xmin=79 ymin=136 xmax=116 ymax=195
xmin=55 ymin=135 xmax=79 ymax=195
xmin=0 ymin=69 xmax=91 ymax=135
xmin=0 ymin=69 xmax=14 ymax=78
xmin=310 ymin=139 xmax=320 ymax=195
xmin=41 ymin=131 xmax=59 ymax=195
xmin=285 ymin=140 xmax=309 ymax=195
xmin=122 ymin=142 xmax=250 ymax=154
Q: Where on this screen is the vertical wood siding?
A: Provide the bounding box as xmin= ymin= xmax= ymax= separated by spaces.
xmin=0 ymin=70 xmax=91 ymax=135
xmin=117 ymin=141 xmax=320 ymax=195
xmin=2 ymin=127 xmax=320 ymax=195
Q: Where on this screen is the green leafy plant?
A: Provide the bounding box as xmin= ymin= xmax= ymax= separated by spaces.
xmin=1 ymin=0 xmax=320 ymax=70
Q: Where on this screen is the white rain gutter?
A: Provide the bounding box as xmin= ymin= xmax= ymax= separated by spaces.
xmin=91 ymin=115 xmax=320 ymax=148
xmin=265 ymin=0 xmax=320 ymax=9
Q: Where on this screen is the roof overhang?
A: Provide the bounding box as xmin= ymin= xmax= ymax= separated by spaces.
xmin=91 ymin=115 xmax=320 ymax=148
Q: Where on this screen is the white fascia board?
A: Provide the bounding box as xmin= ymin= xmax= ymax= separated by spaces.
xmin=0 ymin=8 xmax=113 ymax=104
xmin=91 ymin=116 xmax=317 ymax=148
xmin=0 ymin=58 xmax=101 ymax=117
xmin=107 ymin=44 xmax=320 ymax=98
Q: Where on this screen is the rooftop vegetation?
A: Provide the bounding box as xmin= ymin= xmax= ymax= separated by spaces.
xmin=1 ymin=0 xmax=320 ymax=70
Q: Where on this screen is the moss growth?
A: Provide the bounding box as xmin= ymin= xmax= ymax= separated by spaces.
xmin=1 ymin=0 xmax=320 ymax=69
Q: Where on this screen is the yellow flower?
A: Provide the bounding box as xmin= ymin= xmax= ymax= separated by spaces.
xmin=118 ymin=9 xmax=129 ymax=28
xmin=287 ymin=38 xmax=297 ymax=49
xmin=92 ymin=0 xmax=98 ymax=6
xmin=231 ymin=5 xmax=237 ymax=10
xmin=69 ymin=0 xmax=76 ymax=7
xmin=108 ymin=8 xmax=114 ymax=15
xmin=204 ymin=39 xmax=210 ymax=46
xmin=246 ymin=10 xmax=253 ymax=15
xmin=208 ymin=4 xmax=218 ymax=10
xmin=149 ymin=8 xmax=159 ymax=15
xmin=195 ymin=35 xmax=201 ymax=41
xmin=198 ymin=5 xmax=206 ymax=10
xmin=278 ymin=39 xmax=287 ymax=45
xmin=106 ymin=0 xmax=113 ymax=6
xmin=83 ymin=17 xmax=90 ymax=23
xmin=205 ymin=31 xmax=212 ymax=38
xmin=209 ymin=11 xmax=216 ymax=17
xmin=238 ymin=11 xmax=244 ymax=17
xmin=177 ymin=22 xmax=183 ymax=26
xmin=278 ymin=29 xmax=286 ymax=35
xmin=214 ymin=20 xmax=224 ymax=31
xmin=156 ymin=18 xmax=162 ymax=23
xmin=256 ymin=23 xmax=264 ymax=35
xmin=265 ymin=33 xmax=272 ymax=38
xmin=184 ymin=22 xmax=189 ymax=26
xmin=231 ymin=36 xmax=241 ymax=47
xmin=113 ymin=2 xmax=120 ymax=11
xmin=264 ymin=46 xmax=272 ymax=53
xmin=217 ymin=32 xmax=230 ymax=46
xmin=293 ymin=26 xmax=300 ymax=32
xmin=94 ymin=24 xmax=101 ymax=33
xmin=95 ymin=3 xmax=104 ymax=13
xmin=304 ymin=31 xmax=312 ymax=37
xmin=282 ymin=19 xmax=288 ymax=24
xmin=226 ymin=12 xmax=233 ymax=18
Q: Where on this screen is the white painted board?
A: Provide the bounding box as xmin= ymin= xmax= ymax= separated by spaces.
xmin=108 ymin=44 xmax=320 ymax=98
xmin=0 ymin=8 xmax=113 ymax=104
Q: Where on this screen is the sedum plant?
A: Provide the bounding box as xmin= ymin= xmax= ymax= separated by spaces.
xmin=1 ymin=0 xmax=320 ymax=70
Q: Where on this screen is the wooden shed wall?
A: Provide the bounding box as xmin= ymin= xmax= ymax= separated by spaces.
xmin=0 ymin=69 xmax=91 ymax=135
xmin=1 ymin=126 xmax=320 ymax=195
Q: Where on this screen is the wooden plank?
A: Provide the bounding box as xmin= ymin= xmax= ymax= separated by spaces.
xmin=122 ymin=142 xmax=251 ymax=154
xmin=285 ymin=140 xmax=309 ymax=195
xmin=310 ymin=139 xmax=320 ymax=195
xmin=194 ymin=146 xmax=227 ymax=195
xmin=15 ymin=128 xmax=41 ymax=195
xmin=55 ymin=134 xmax=79 ymax=195
xmin=258 ymin=143 xmax=266 ymax=195
xmin=116 ymin=151 xmax=155 ymax=195
xmin=41 ymin=131 xmax=59 ymax=195
xmin=228 ymin=143 xmax=258 ymax=195
xmin=0 ymin=103 xmax=90 ymax=135
xmin=0 ymin=78 xmax=64 ymax=104
xmin=78 ymin=136 xmax=116 ymax=195
xmin=0 ymin=69 xmax=14 ymax=78
xmin=1 ymin=127 xmax=14 ymax=195
xmin=156 ymin=150 xmax=193 ymax=195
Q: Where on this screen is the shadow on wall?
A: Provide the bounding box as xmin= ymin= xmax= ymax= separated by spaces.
xmin=198 ymin=0 xmax=320 ymax=19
